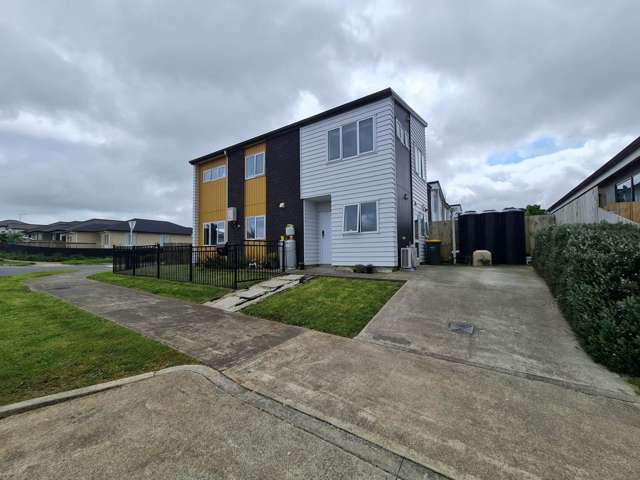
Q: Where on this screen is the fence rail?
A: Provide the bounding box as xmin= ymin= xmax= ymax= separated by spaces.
xmin=113 ymin=241 xmax=286 ymax=289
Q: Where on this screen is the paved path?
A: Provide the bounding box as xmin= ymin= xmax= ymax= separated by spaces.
xmin=0 ymin=263 xmax=110 ymax=276
xmin=0 ymin=367 xmax=395 ymax=480
xmin=22 ymin=268 xmax=640 ymax=479
xmin=27 ymin=270 xmax=303 ymax=370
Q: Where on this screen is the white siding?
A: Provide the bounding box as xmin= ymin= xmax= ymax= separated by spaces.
xmin=303 ymin=200 xmax=319 ymax=264
xmin=300 ymin=97 xmax=397 ymax=266
xmin=410 ymin=115 xmax=428 ymax=260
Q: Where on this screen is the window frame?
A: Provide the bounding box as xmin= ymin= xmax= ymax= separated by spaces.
xmin=414 ymin=146 xmax=426 ymax=180
xmin=245 ymin=152 xmax=265 ymax=180
xmin=202 ymin=220 xmax=226 ymax=245
xmin=342 ymin=201 xmax=379 ymax=234
xmin=327 ymin=116 xmax=375 ymax=162
xmin=245 ymin=215 xmax=266 ymax=240
xmin=615 ymin=177 xmax=633 ymax=203
xmin=203 ymin=164 xmax=226 ymax=183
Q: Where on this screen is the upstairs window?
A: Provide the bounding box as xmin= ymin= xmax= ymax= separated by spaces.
xmin=414 ymin=146 xmax=426 ymax=180
xmin=203 ymin=165 xmax=226 ymax=182
xmin=246 ymin=152 xmax=265 ymax=179
xmin=343 ymin=201 xmax=378 ymax=233
xmin=327 ymin=117 xmax=374 ymax=161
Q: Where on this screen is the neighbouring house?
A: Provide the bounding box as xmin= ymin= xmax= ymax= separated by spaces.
xmin=427 ymin=181 xmax=460 ymax=222
xmin=548 ymin=135 xmax=640 ymax=224
xmin=0 ymin=220 xmax=43 ymax=235
xmin=24 ymin=218 xmax=192 ymax=248
xmin=189 ymin=88 xmax=429 ymax=268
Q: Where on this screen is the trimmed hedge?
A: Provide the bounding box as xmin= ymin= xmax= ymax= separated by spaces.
xmin=533 ymin=223 xmax=640 ymax=375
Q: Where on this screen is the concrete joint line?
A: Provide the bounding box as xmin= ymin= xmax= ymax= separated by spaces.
xmin=362 ymin=339 xmax=640 ymax=405
xmin=1 ymin=365 xmax=451 ymax=479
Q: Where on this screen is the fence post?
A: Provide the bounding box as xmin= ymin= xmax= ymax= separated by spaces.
xmin=189 ymin=246 xmax=193 ymax=282
xmin=132 ymin=245 xmax=136 ymax=276
xmin=156 ymin=243 xmax=161 ymax=279
xmin=112 ymin=245 xmax=115 ymax=274
xmin=233 ymin=245 xmax=238 ymax=290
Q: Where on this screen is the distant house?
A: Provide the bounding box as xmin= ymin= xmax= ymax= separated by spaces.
xmin=0 ymin=220 xmax=43 ymax=234
xmin=24 ymin=218 xmax=192 ymax=248
xmin=427 ymin=181 xmax=460 ymax=222
xmin=548 ymin=136 xmax=640 ymax=224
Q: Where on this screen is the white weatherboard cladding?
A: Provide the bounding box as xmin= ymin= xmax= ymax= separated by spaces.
xmin=300 ymin=97 xmax=397 ymax=266
xmin=410 ymin=114 xmax=428 ymax=260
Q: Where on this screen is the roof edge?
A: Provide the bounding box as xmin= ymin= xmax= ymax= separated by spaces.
xmin=548 ymin=135 xmax=640 ymax=212
xmin=189 ymin=88 xmax=428 ymax=165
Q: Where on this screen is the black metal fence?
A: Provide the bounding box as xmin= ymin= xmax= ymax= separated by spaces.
xmin=113 ymin=241 xmax=286 ymax=289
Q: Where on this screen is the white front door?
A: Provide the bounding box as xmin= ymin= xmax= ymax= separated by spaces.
xmin=318 ymin=207 xmax=331 ymax=264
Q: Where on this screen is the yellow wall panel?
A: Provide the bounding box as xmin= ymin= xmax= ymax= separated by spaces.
xmin=198 ymin=155 xmax=227 ymax=245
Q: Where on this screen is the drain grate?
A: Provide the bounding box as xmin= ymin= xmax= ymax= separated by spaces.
xmin=448 ymin=322 xmax=475 ymax=335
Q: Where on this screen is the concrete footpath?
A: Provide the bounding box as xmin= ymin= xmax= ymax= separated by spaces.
xmin=0 ymin=367 xmax=398 ymax=480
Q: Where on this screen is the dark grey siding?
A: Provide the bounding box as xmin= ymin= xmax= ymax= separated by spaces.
xmin=394 ymin=101 xmax=413 ymax=259
xmin=266 ymin=129 xmax=303 ymax=261
xmin=227 ymin=148 xmax=245 ymax=244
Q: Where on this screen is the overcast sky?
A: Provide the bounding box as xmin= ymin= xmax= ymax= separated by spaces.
xmin=1 ymin=0 xmax=639 ymax=226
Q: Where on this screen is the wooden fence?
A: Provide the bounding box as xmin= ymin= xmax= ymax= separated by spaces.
xmin=428 ymin=220 xmax=454 ymax=262
xmin=524 ymin=215 xmax=555 ymax=255
xmin=604 ymin=202 xmax=640 ymax=223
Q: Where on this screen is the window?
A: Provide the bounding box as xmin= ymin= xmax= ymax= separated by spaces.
xmin=404 ymin=131 xmax=410 ymax=148
xmin=160 ymin=233 xmax=169 ymax=246
xmin=203 ymin=165 xmax=226 ymax=182
xmin=413 ymin=214 xmax=425 ymax=241
xmin=634 ymin=173 xmax=640 ymax=202
xmin=395 ymin=117 xmax=410 ymax=148
xmin=396 ymin=119 xmax=402 ymax=139
xmin=245 ymin=152 xmax=265 ymax=179
xmin=246 ymin=215 xmax=265 ymax=240
xmin=203 ymin=221 xmax=225 ymax=245
xmin=328 ymin=128 xmax=341 ymax=161
xmin=358 ymin=117 xmax=374 ymax=153
xmin=327 ymin=117 xmax=375 ymax=161
xmin=343 ymin=204 xmax=359 ymax=232
xmin=616 ymin=178 xmax=633 ymax=202
xmin=343 ymin=201 xmax=378 ymax=233
xmin=342 ymin=121 xmax=358 ymax=158
xmin=414 ymin=147 xmax=426 ymax=180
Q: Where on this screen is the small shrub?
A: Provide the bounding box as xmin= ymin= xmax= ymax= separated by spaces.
xmin=353 ymin=264 xmax=367 ymax=273
xmin=533 ymin=223 xmax=640 ymax=375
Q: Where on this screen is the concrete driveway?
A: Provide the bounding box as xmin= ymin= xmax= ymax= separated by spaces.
xmin=357 ymin=266 xmax=634 ymax=396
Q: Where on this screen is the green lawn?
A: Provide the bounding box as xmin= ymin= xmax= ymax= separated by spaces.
xmin=242 ymin=276 xmax=403 ymax=338
xmin=89 ymin=271 xmax=230 ymax=303
xmin=0 ymin=252 xmax=111 ymax=265
xmin=0 ymin=272 xmax=193 ymax=405
xmin=0 ymin=257 xmax=35 ymax=266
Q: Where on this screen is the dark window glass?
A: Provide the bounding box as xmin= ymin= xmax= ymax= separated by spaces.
xmin=342 ymin=122 xmax=357 ymax=158
xmin=634 ymin=173 xmax=640 ymax=202
xmin=616 ymin=178 xmax=633 ymax=202
xmin=359 ymin=118 xmax=374 ymax=153
xmin=360 ymin=202 xmax=377 ymax=232
xmin=328 ymin=128 xmax=341 ymax=160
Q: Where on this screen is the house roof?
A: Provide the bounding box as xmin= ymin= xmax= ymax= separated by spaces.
xmin=24 ymin=218 xmax=191 ymax=235
xmin=25 ymin=221 xmax=82 ymax=233
xmin=548 ymin=135 xmax=640 ymax=212
xmin=189 ymin=87 xmax=428 ymax=165
xmin=71 ymin=218 xmax=192 ymax=235
xmin=0 ymin=220 xmax=43 ymax=230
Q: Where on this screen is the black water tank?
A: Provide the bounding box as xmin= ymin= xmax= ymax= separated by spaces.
xmin=459 ymin=211 xmax=479 ymax=264
xmin=482 ymin=210 xmax=504 ymax=264
xmin=502 ymin=208 xmax=526 ymax=264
